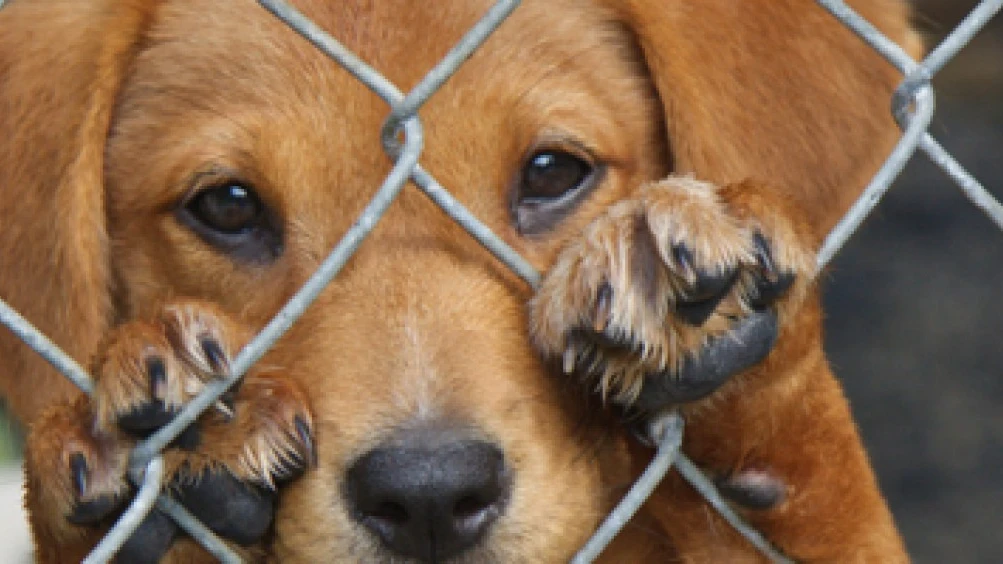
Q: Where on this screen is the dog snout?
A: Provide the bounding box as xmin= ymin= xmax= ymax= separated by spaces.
xmin=345 ymin=426 xmax=511 ymax=562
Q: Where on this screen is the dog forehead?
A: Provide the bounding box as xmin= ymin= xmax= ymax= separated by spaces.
xmin=131 ymin=0 xmax=632 ymax=106
xmin=112 ymin=0 xmax=651 ymax=211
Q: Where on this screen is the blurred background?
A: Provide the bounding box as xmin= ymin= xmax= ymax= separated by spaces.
xmin=0 ymin=1 xmax=999 ymax=562
xmin=824 ymin=1 xmax=1002 ymax=561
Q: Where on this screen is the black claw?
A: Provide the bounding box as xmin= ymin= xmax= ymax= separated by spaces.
xmin=578 ymin=342 xmax=607 ymax=377
xmin=671 ymin=243 xmax=696 ymax=279
xmin=752 ymin=232 xmax=776 ymax=273
xmin=571 ymin=326 xmax=637 ymax=355
xmin=114 ymin=509 xmax=179 ymax=564
xmin=667 ymin=241 xmax=740 ymax=326
xmin=67 ymin=452 xmax=128 ymax=525
xmin=748 ymin=233 xmax=795 ymax=309
xmin=275 ymin=416 xmax=316 ymax=483
xmin=594 ymin=283 xmax=613 ymax=332
xmin=146 ymin=357 xmax=167 ymax=401
xmin=294 ymin=416 xmax=317 ymax=467
xmin=717 ymin=471 xmax=787 ymax=510
xmin=219 ymin=389 xmax=238 ymax=416
xmin=632 ymin=310 xmax=779 ymax=411
xmin=564 ymin=331 xmax=614 ymax=379
xmin=749 ymin=271 xmax=795 ymax=310
xmin=201 ymin=338 xmax=227 ymax=374
xmin=70 ymin=452 xmax=87 ymax=497
xmin=175 ymin=468 xmax=276 ymax=546
xmin=673 ymin=268 xmax=739 ymax=326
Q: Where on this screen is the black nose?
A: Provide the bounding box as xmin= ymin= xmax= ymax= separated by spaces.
xmin=344 ymin=427 xmax=510 ymax=562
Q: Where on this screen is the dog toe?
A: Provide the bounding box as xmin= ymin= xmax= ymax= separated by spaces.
xmin=198 ymin=374 xmax=317 ymax=487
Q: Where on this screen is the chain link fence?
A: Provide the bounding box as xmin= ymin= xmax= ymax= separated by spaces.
xmin=0 ymin=0 xmax=1000 ymax=562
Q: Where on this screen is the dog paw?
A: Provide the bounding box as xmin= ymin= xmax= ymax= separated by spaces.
xmin=529 ymin=176 xmax=815 ymax=412
xmin=24 ymin=300 xmax=314 ymax=559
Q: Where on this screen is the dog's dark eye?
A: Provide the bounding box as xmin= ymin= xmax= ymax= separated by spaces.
xmin=179 ymin=181 xmax=283 ymax=263
xmin=520 ymin=152 xmax=593 ymax=202
xmin=513 ymin=149 xmax=602 ymax=234
xmin=188 ymin=184 xmax=263 ymax=234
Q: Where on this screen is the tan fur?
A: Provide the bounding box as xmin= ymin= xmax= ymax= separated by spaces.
xmin=0 ymin=0 xmax=920 ymax=562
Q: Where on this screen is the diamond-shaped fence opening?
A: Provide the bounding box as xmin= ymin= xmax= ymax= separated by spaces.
xmin=0 ymin=0 xmax=1000 ymax=562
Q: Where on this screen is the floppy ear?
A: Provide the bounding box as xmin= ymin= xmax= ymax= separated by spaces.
xmin=0 ymin=2 xmax=154 ymax=422
xmin=607 ymin=0 xmax=922 ymax=236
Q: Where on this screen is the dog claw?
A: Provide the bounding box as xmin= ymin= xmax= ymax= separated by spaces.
xmin=671 ymin=243 xmax=697 ymax=283
xmin=70 ymin=452 xmax=88 ymax=497
xmin=674 ymin=268 xmax=738 ymax=326
xmin=563 ymin=346 xmax=577 ymax=375
xmin=200 ymin=338 xmax=228 ymax=375
xmin=294 ymin=415 xmax=317 ymax=467
xmin=214 ymin=399 xmax=235 ymax=420
xmin=666 ymin=240 xmax=741 ymax=326
xmin=752 ymin=232 xmax=776 ymax=275
xmin=594 ymin=283 xmax=613 ymax=332
xmin=146 ymin=357 xmax=168 ymax=401
xmin=66 ymin=452 xmax=127 ymax=525
xmin=748 ymin=233 xmax=795 ymax=309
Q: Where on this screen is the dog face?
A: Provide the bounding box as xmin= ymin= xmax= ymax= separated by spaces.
xmin=104 ymin=1 xmax=667 ymax=559
xmin=0 ymin=0 xmax=917 ymax=561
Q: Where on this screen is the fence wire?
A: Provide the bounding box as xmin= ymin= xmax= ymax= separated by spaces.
xmin=0 ymin=0 xmax=1000 ymax=562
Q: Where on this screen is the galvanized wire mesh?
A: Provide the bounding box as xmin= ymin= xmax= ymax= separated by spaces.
xmin=0 ymin=0 xmax=1000 ymax=562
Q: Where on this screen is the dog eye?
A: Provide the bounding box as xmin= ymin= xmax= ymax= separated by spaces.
xmin=520 ymin=151 xmax=593 ymax=202
xmin=187 ymin=184 xmax=264 ymax=234
xmin=513 ymin=150 xmax=602 ymax=234
xmin=179 ymin=182 xmax=283 ymax=262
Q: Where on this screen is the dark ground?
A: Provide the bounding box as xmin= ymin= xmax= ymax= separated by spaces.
xmin=823 ymin=2 xmax=1002 ymax=561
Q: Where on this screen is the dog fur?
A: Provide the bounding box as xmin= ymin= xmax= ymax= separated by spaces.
xmin=0 ymin=0 xmax=920 ymax=562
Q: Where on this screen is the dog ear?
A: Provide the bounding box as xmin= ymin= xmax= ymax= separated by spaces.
xmin=608 ymin=0 xmax=922 ymax=236
xmin=0 ymin=3 xmax=153 ymax=422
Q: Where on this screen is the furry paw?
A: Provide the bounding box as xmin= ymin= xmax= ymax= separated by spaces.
xmin=529 ymin=176 xmax=815 ymax=412
xmin=24 ymin=300 xmax=314 ymax=560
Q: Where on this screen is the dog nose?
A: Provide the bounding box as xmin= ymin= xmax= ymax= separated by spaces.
xmin=345 ymin=429 xmax=510 ymax=562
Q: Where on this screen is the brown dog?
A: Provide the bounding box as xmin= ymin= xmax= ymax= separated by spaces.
xmin=0 ymin=0 xmax=920 ymax=562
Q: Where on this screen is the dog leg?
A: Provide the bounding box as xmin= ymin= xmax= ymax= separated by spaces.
xmin=24 ymin=300 xmax=314 ymax=563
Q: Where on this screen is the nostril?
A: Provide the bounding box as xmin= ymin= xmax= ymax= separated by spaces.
xmin=359 ymin=501 xmax=411 ymax=543
xmin=454 ymin=493 xmax=493 ymax=519
xmin=452 ymin=490 xmax=503 ymax=536
xmin=371 ymin=501 xmax=409 ymax=525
